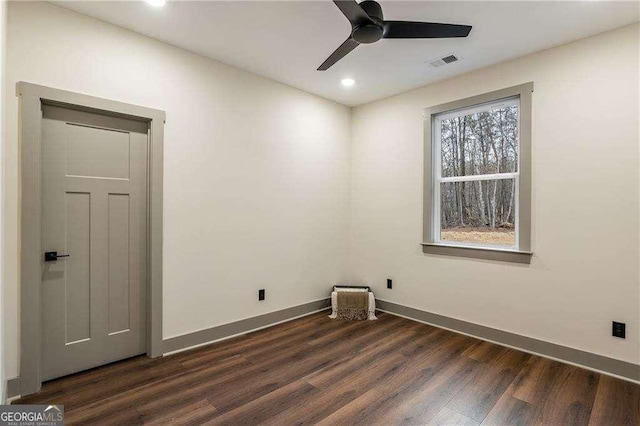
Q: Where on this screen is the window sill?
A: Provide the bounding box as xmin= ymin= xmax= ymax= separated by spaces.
xmin=421 ymin=243 xmax=533 ymax=264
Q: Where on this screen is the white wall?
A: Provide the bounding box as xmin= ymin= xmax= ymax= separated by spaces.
xmin=3 ymin=1 xmax=351 ymax=379
xmin=349 ymin=24 xmax=640 ymax=365
xmin=4 ymin=1 xmax=639 ymax=386
xmin=0 ymin=0 xmax=7 ymax=403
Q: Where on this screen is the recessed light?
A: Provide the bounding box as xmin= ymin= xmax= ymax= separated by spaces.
xmin=341 ymin=78 xmax=355 ymax=88
xmin=145 ymin=0 xmax=166 ymax=7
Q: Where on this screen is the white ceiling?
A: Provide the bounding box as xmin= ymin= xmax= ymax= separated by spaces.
xmin=54 ymin=1 xmax=639 ymax=107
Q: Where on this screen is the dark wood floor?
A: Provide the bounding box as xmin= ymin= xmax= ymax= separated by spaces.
xmin=16 ymin=311 xmax=640 ymax=425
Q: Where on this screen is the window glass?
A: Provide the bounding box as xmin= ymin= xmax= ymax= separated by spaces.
xmin=439 ymin=180 xmax=516 ymax=247
xmin=440 ymin=102 xmax=518 ymax=178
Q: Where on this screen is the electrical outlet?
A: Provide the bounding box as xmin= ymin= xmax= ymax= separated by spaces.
xmin=258 ymin=289 xmax=265 ymax=301
xmin=612 ymin=321 xmax=626 ymax=339
xmin=387 ymin=279 xmax=392 ymax=289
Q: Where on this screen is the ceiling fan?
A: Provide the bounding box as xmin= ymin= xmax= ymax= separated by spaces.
xmin=318 ymin=0 xmax=472 ymax=71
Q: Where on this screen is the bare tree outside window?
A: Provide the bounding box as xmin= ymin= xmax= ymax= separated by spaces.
xmin=434 ymin=99 xmax=519 ymax=247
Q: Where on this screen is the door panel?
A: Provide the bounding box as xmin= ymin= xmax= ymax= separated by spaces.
xmin=107 ymin=193 xmax=131 ymax=335
xmin=64 ymin=192 xmax=91 ymax=344
xmin=66 ymin=124 xmax=130 ymax=179
xmin=41 ymin=104 xmax=148 ymax=381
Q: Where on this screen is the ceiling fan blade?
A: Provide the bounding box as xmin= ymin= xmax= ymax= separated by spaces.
xmin=383 ymin=21 xmax=472 ymax=39
xmin=333 ymin=0 xmax=374 ymax=26
xmin=317 ymin=38 xmax=360 ymax=71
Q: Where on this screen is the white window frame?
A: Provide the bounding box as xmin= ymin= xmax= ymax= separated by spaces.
xmin=422 ymin=83 xmax=533 ymax=263
xmin=432 ymin=97 xmax=520 ymax=250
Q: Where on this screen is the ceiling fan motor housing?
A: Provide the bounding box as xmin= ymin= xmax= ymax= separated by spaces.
xmin=359 ymin=0 xmax=383 ymax=21
xmin=352 ymin=25 xmax=383 ymax=43
xmin=352 ymin=0 xmax=384 ymax=44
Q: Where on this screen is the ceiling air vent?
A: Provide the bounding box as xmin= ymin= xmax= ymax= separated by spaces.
xmin=428 ymin=53 xmax=461 ymax=68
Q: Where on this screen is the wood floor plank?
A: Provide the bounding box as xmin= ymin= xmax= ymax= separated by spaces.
xmin=305 ymin=313 xmax=397 ymax=347
xmin=142 ymin=399 xmax=217 ymax=426
xmin=399 ymin=327 xmax=457 ymax=358
xmin=429 ymin=407 xmax=479 ymax=425
xmin=532 ymin=364 xmax=600 ymax=425
xmin=589 ymin=373 xmax=640 ymax=426
xmin=242 ymin=312 xmax=402 ymax=368
xmin=202 ymin=331 xmax=402 ymax=414
xmin=481 ymin=394 xmax=536 ymax=425
xmin=261 ymin=376 xmax=387 ymax=426
xmin=205 ymin=380 xmax=318 ymax=425
xmin=14 ymin=311 xmax=639 ymax=425
xmin=138 ymin=393 xmax=216 ymax=425
xmin=314 ymin=388 xmax=389 ymax=426
xmin=45 ymin=358 xmax=187 ymax=411
xmin=60 ymin=355 xmax=250 ymax=424
xmin=372 ymin=356 xmax=483 ymax=425
xmin=319 ymin=352 xmax=484 ymax=425
xmin=508 ymin=356 xmax=569 ymax=405
xmin=463 ymin=340 xmax=512 ymax=363
xmin=130 ymin=356 xmax=260 ymax=422
xmin=15 ymin=355 xmax=170 ymax=404
xmin=381 ymin=334 xmax=483 ymax=396
xmin=447 ymin=348 xmax=532 ymax=422
xmin=65 ymin=405 xmax=144 ymax=426
xmin=303 ymin=319 xmax=418 ymax=389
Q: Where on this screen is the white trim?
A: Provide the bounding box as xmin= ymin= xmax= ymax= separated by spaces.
xmin=440 ymin=172 xmax=518 ymax=183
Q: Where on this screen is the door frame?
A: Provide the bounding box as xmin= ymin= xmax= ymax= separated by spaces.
xmin=18 ymin=82 xmax=165 ymax=396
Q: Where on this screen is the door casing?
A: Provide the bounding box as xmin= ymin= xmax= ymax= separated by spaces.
xmin=18 ymin=82 xmax=165 ymax=396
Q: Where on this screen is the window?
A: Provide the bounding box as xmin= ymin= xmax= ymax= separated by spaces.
xmin=435 ymin=98 xmax=519 ymax=247
xmin=423 ymin=83 xmax=533 ymax=263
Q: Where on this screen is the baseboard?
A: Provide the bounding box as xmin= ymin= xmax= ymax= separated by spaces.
xmin=6 ymin=377 xmax=21 ymax=400
xmin=163 ymin=298 xmax=331 ymax=354
xmin=376 ymin=299 xmax=640 ymax=383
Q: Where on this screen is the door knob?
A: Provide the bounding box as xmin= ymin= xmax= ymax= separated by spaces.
xmin=44 ymin=251 xmax=70 ymax=262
